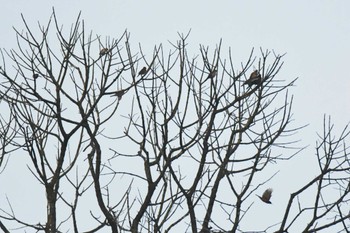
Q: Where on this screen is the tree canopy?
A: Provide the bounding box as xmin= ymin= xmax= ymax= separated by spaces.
xmin=0 ymin=11 xmax=349 ymax=233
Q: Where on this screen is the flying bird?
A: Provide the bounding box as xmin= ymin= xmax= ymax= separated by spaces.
xmin=138 ymin=67 xmax=147 ymax=76
xmin=243 ymin=70 xmax=262 ymax=87
xmin=257 ymin=188 xmax=273 ymax=204
xmin=99 ymin=48 xmax=109 ymax=57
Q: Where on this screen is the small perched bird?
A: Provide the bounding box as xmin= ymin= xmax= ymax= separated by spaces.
xmin=208 ymin=69 xmax=217 ymax=79
xmin=138 ymin=67 xmax=147 ymax=76
xmin=243 ymin=70 xmax=262 ymax=87
xmin=203 ymin=69 xmax=217 ymax=82
xmin=257 ymin=188 xmax=273 ymax=204
xmin=111 ymin=89 xmax=126 ymax=100
xmin=33 ymin=73 xmax=39 ymax=79
xmin=99 ymin=48 xmax=109 ymax=57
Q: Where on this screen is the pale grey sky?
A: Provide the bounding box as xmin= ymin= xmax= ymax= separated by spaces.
xmin=1 ymin=1 xmax=350 ymax=232
xmin=2 ymin=0 xmax=349 ymax=127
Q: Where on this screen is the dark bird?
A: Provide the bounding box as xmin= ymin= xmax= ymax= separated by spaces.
xmin=33 ymin=73 xmax=39 ymax=79
xmin=99 ymin=48 xmax=109 ymax=56
xmin=208 ymin=69 xmax=217 ymax=79
xmin=256 ymin=188 xmax=273 ymax=204
xmin=138 ymin=67 xmax=147 ymax=76
xmin=111 ymin=89 xmax=126 ymax=100
xmin=203 ymin=69 xmax=217 ymax=82
xmin=243 ymin=70 xmax=262 ymax=87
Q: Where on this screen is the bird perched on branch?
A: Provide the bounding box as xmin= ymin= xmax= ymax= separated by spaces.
xmin=203 ymin=69 xmax=217 ymax=82
xmin=257 ymin=188 xmax=273 ymax=204
xmin=138 ymin=67 xmax=147 ymax=76
xmin=99 ymin=48 xmax=109 ymax=57
xmin=111 ymin=89 xmax=126 ymax=100
xmin=243 ymin=70 xmax=262 ymax=87
xmin=33 ymin=73 xmax=39 ymax=79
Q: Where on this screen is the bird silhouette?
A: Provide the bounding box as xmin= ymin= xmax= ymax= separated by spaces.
xmin=138 ymin=67 xmax=147 ymax=76
xmin=33 ymin=73 xmax=39 ymax=79
xmin=111 ymin=89 xmax=126 ymax=100
xmin=243 ymin=70 xmax=262 ymax=87
xmin=257 ymin=188 xmax=273 ymax=204
xmin=99 ymin=48 xmax=109 ymax=57
xmin=203 ymin=69 xmax=217 ymax=82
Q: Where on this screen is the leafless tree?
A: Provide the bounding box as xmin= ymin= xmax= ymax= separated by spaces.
xmin=0 ymin=10 xmax=349 ymax=233
xmin=274 ymin=116 xmax=350 ymax=233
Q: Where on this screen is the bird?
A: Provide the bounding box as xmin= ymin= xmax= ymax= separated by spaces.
xmin=203 ymin=69 xmax=217 ymax=82
xmin=138 ymin=67 xmax=147 ymax=76
xmin=243 ymin=70 xmax=262 ymax=87
xmin=99 ymin=48 xmax=109 ymax=57
xmin=256 ymin=188 xmax=273 ymax=204
xmin=111 ymin=89 xmax=126 ymax=100
xmin=33 ymin=73 xmax=39 ymax=79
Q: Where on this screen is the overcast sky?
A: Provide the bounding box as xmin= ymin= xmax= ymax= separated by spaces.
xmin=2 ymin=0 xmax=349 ymax=131
xmin=1 ymin=0 xmax=350 ymax=232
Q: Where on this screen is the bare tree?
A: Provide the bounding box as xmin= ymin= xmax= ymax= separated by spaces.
xmin=0 ymin=10 xmax=349 ymax=233
xmin=275 ymin=116 xmax=350 ymax=233
xmin=0 ymin=11 xmax=145 ymax=233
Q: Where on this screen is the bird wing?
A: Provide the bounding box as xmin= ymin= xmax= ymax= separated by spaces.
xmin=262 ymin=188 xmax=273 ymax=201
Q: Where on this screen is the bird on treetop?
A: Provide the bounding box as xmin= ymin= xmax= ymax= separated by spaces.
xmin=243 ymin=70 xmax=262 ymax=87
xmin=202 ymin=69 xmax=217 ymax=83
xmin=138 ymin=67 xmax=147 ymax=76
xmin=208 ymin=69 xmax=217 ymax=79
xmin=99 ymin=48 xmax=109 ymax=57
xmin=111 ymin=89 xmax=126 ymax=100
xmin=256 ymin=188 xmax=273 ymax=204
